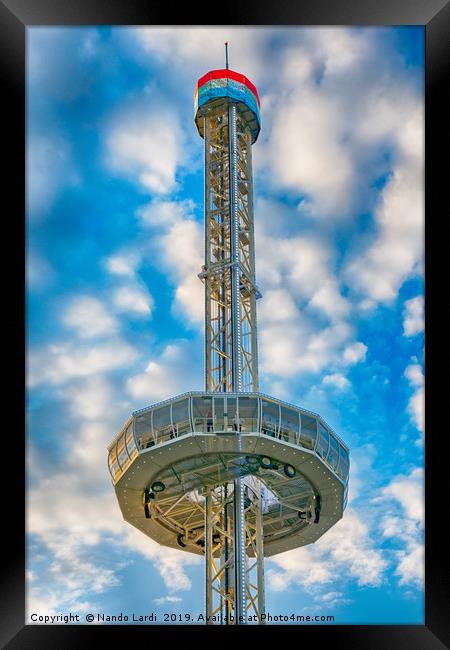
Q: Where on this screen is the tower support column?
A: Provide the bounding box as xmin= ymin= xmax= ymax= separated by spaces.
xmin=205 ymin=489 xmax=214 ymax=623
xmin=195 ymin=61 xmax=264 ymax=625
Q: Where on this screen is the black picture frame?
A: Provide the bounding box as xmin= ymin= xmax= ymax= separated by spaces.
xmin=3 ymin=0 xmax=448 ymax=647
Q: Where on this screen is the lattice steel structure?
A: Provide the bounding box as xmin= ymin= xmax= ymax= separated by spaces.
xmin=197 ymin=101 xmax=259 ymax=394
xmin=108 ymin=49 xmax=349 ymax=627
xmin=194 ymin=57 xmax=264 ymax=623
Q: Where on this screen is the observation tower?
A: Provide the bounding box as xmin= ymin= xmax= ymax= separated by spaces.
xmin=108 ymin=45 xmax=350 ymax=625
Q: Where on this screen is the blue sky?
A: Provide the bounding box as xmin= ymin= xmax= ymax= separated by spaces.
xmin=26 ymin=26 xmax=424 ymax=625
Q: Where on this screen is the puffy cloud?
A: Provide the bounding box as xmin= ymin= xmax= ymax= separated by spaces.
xmin=157 ymin=218 xmax=204 ymax=324
xmin=256 ymin=30 xmax=380 ymax=219
xmin=105 ymin=251 xmax=141 ymax=279
xmin=267 ymin=508 xmax=388 ymax=592
xmin=253 ymin=27 xmax=423 ymax=307
xmin=382 ymin=467 xmax=423 ymax=522
xmin=322 ymin=373 xmax=351 ymax=390
xmin=104 ymin=251 xmax=154 ymax=319
xmin=137 ymin=198 xmax=195 ymax=229
xmin=260 ymin=315 xmax=352 ymax=377
xmin=59 ymin=375 xmax=113 ymax=422
xmin=27 ymin=333 xmax=204 ymax=615
xmin=320 ymin=591 xmax=350 ymax=607
xmin=345 ymin=161 xmax=423 ymax=303
xmin=255 ymin=226 xmax=355 ymax=379
xmin=306 ymin=27 xmax=372 ymax=76
xmin=105 ymin=103 xmax=184 ymax=194
xmin=344 ymin=102 xmax=423 ymax=304
xmin=127 ymin=339 xmax=202 ymax=402
xmin=27 ymin=455 xmax=200 ymax=612
xmin=112 ymin=286 xmax=153 ymax=316
xmin=308 ymin=280 xmax=350 ymax=320
xmin=262 ymin=85 xmax=354 ymax=217
xmin=153 ymin=595 xmax=182 ymax=605
xmin=404 ymin=359 xmax=424 ymax=440
xmin=27 ymin=584 xmax=94 ymax=622
xmin=378 ymin=468 xmax=424 ymax=586
xmin=28 ymin=339 xmax=137 ymax=387
xmin=135 ymin=199 xmax=203 ymax=325
xmin=257 ymin=289 xmax=299 ymax=324
xmin=132 ymin=26 xmax=269 ymax=86
xmin=343 ymin=342 xmax=368 ymax=365
xmin=257 ymin=230 xmax=334 ymax=303
xmin=62 ymin=296 xmax=119 ymax=339
xmin=403 ymin=296 xmax=424 ymax=337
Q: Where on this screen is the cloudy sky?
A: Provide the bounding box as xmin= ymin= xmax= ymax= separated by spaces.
xmin=26 ymin=26 xmax=424 ymax=624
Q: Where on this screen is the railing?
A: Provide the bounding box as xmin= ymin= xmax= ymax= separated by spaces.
xmin=108 ymin=393 xmax=350 ymax=488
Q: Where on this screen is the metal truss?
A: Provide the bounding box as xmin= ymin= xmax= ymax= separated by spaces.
xmin=145 ymin=477 xmax=265 ymax=624
xmin=200 ymin=101 xmax=260 ymax=394
xmin=196 ymin=94 xmax=263 ymax=624
xmin=205 ymin=478 xmax=265 ymax=625
xmin=142 ymin=449 xmax=314 ymax=557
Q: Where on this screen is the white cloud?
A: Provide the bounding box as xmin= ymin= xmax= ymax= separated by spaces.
xmin=307 ymin=28 xmax=372 ymax=76
xmin=127 ymin=339 xmax=202 ymax=403
xmin=137 ymin=198 xmax=195 ymax=229
xmin=105 ymin=103 xmax=184 ymax=194
xmin=28 ymin=339 xmax=137 ymax=387
xmin=135 ymin=199 xmax=203 ymax=325
xmin=343 ymin=342 xmax=368 ymax=365
xmin=253 ymin=27 xmax=423 ymax=306
xmin=112 ymin=286 xmax=153 ymax=316
xmin=382 ymin=467 xmax=423 ymax=522
xmin=104 ymin=251 xmax=154 ymax=319
xmin=322 ymin=373 xmax=351 ymax=390
xmin=256 ymin=30 xmax=376 ymax=219
xmin=255 ymin=227 xmax=356 ymax=379
xmin=105 ymin=252 xmax=140 ymax=279
xmin=267 ymin=507 xmax=387 ymax=592
xmin=62 ymin=296 xmax=118 ymax=339
xmin=344 ymin=102 xmax=423 ymax=304
xmin=257 ymin=231 xmax=336 ymax=304
xmin=132 ymin=26 xmax=268 ymax=87
xmin=157 ymin=218 xmax=204 ymax=324
xmin=153 ymin=595 xmax=182 ymax=605
xmin=345 ymin=162 xmax=423 ymax=302
xmin=404 ymin=359 xmax=424 ymax=440
xmin=308 ymin=280 xmax=350 ymax=320
xmin=403 ymin=296 xmax=424 ymax=337
xmin=27 ymin=337 xmax=203 ymax=613
xmin=262 ymin=85 xmax=354 ymax=217
xmin=319 ymin=591 xmax=350 ymax=608
xmin=257 ymin=289 xmax=299 ymax=324
xmin=266 ymin=319 xmax=353 ymax=377
xmin=59 ymin=376 xmax=113 ymax=421
xmin=378 ymin=468 xmax=424 ymax=586
xmin=27 ymin=459 xmax=199 ymax=612
xmin=27 ymin=584 xmax=94 ymax=622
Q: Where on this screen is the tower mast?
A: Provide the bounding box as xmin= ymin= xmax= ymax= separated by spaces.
xmin=197 ymin=44 xmax=263 ymax=623
xmin=108 ymin=43 xmax=350 ymax=630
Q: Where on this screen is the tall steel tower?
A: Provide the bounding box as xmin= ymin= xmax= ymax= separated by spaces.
xmin=194 ymin=46 xmax=263 ymax=622
xmin=108 ymin=47 xmax=350 ymax=626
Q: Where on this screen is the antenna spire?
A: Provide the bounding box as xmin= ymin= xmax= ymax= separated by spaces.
xmin=225 ymin=41 xmax=229 ymax=69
